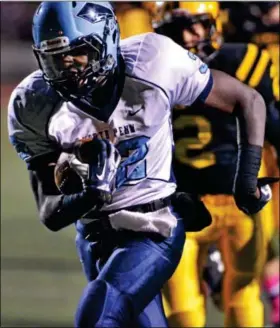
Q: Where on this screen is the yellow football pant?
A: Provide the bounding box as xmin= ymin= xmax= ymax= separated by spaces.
xmin=163 ymin=160 xmax=275 ymax=327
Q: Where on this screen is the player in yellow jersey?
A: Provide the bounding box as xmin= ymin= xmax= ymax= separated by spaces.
xmin=153 ymin=2 xmax=280 ymax=327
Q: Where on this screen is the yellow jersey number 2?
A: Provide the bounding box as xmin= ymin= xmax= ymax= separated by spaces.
xmin=173 ymin=113 xmax=216 ymax=169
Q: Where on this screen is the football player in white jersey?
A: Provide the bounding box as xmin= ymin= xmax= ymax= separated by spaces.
xmin=7 ymin=2 xmax=272 ymax=327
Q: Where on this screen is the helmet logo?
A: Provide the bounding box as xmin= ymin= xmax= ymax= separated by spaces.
xmin=77 ymin=3 xmax=113 ymax=24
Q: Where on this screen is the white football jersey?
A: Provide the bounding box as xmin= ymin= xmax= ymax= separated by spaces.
xmin=8 ymin=33 xmax=212 ymax=211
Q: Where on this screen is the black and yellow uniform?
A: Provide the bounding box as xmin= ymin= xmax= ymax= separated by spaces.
xmin=163 ymin=42 xmax=279 ymax=328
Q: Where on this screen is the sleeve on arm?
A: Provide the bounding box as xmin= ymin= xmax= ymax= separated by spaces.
xmin=168 ymin=48 xmax=213 ymax=107
xmin=7 ymin=88 xmax=59 ymax=170
xmin=125 ymin=33 xmax=213 ymax=109
xmin=143 ymin=34 xmax=213 ymax=107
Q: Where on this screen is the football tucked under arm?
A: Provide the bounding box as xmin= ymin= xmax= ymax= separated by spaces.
xmin=31 ymin=159 xmax=101 ymax=232
xmin=54 ymin=152 xmax=84 ymax=195
xmin=30 ymin=138 xmax=121 ymax=232
xmin=53 ymin=137 xmax=100 ymax=195
xmin=54 ymin=137 xmax=122 ymax=209
xmin=54 ymin=137 xmax=121 ymax=193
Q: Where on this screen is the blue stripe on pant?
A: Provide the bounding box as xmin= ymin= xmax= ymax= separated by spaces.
xmin=75 ymin=208 xmax=185 ymax=327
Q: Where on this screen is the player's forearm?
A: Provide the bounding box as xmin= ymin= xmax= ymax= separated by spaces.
xmin=29 ymin=169 xmax=98 ymax=232
xmin=235 ymin=88 xmax=266 ymax=147
xmin=39 ymin=189 xmax=98 ymax=232
xmin=207 ymin=69 xmax=266 ymax=147
xmin=233 ymin=90 xmax=266 ymax=195
xmin=206 ymin=70 xmax=267 ymax=196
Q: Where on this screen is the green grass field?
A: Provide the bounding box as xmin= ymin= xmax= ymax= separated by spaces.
xmin=1 ymin=87 xmax=87 ymax=326
xmin=0 ymin=86 xmax=270 ymax=327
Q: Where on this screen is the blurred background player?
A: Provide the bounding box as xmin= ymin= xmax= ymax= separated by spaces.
xmin=114 ymin=1 xmax=279 ymax=327
xmin=153 ymin=2 xmax=279 ymax=327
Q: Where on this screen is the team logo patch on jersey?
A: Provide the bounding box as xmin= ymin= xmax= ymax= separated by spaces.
xmin=187 ymin=51 xmax=197 ymax=61
xmin=199 ymin=64 xmax=208 ymax=74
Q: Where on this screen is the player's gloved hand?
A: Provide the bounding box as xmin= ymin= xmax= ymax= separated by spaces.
xmin=233 ymin=144 xmax=279 ymax=215
xmin=234 ymin=177 xmax=279 ymax=215
xmin=71 ymin=138 xmax=121 ymax=206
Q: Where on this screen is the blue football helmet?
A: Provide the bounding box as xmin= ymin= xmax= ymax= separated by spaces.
xmin=32 ymin=2 xmax=120 ymax=101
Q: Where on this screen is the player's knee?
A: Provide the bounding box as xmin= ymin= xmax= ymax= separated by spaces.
xmin=228 ymin=279 xmax=262 ymax=308
xmin=75 ymin=279 xmax=134 ymax=328
xmin=226 ymin=271 xmax=261 ymax=293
